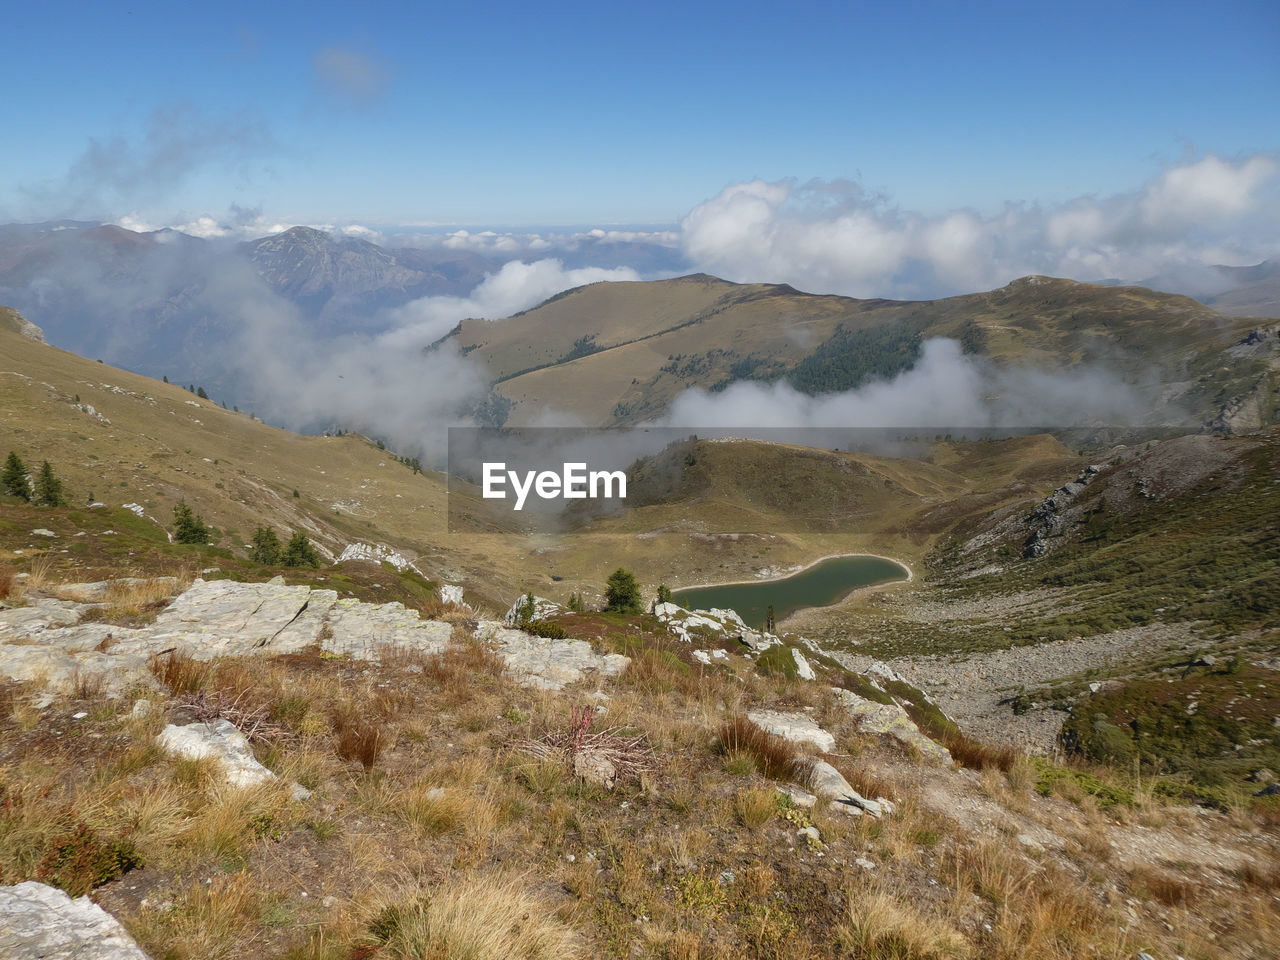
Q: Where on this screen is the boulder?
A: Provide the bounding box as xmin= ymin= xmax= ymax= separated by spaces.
xmin=0 ymin=881 xmax=150 ymax=959
xmin=791 ymin=649 xmax=816 ymax=680
xmin=746 ymin=710 xmax=836 ymax=753
xmin=806 ymin=760 xmax=885 ymax=817
xmin=157 ymin=719 xmax=309 ymax=800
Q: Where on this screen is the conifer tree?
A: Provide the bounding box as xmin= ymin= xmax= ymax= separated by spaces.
xmin=282 ymin=531 xmax=320 ymax=568
xmin=249 ymin=526 xmax=282 ymax=564
xmin=2 ymin=452 xmax=32 ymax=501
xmin=34 ymin=461 xmax=65 ymax=507
xmin=173 ymin=501 xmax=211 ymax=544
xmin=604 ymin=568 xmax=642 ymax=613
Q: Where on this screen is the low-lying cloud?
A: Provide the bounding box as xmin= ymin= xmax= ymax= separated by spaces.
xmin=382 ymin=259 xmax=642 ymax=346
xmin=660 ymin=338 xmax=1167 ymax=430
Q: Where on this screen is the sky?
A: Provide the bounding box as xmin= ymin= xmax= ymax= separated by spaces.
xmin=3 ymin=0 xmax=1277 ymax=231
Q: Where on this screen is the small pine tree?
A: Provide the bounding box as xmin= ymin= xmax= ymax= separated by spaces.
xmin=604 ymin=568 xmax=642 ymax=614
xmin=196 ymin=386 xmax=208 ymax=399
xmin=249 ymin=526 xmax=282 ymax=564
xmin=34 ymin=461 xmax=65 ymax=507
xmin=2 ymin=452 xmax=32 ymax=501
xmin=163 ymin=375 xmax=168 ymax=383
xmin=567 ymin=591 xmax=582 ymax=612
xmin=517 ymin=592 xmax=536 ymax=626
xmin=173 ymin=501 xmax=211 ymax=544
xmin=282 ymin=532 xmax=320 ymax=568
xmin=656 ymin=584 xmax=673 ymax=606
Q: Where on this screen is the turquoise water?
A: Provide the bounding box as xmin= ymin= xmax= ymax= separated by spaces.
xmin=671 ymin=555 xmax=909 ymax=629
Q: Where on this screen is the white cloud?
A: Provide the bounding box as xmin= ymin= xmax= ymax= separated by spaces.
xmin=661 ymin=338 xmax=1157 ymax=430
xmin=680 ymin=153 xmax=1280 ymax=298
xmin=383 ymin=259 xmax=642 ymax=346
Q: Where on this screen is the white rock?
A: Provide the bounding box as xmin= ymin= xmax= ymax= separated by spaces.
xmin=439 ymin=583 xmax=465 ymax=606
xmin=30 ymin=529 xmax=56 ymax=538
xmin=807 ymin=760 xmax=886 ymax=817
xmin=791 ymin=648 xmax=816 ymax=680
xmin=475 ymin=622 xmax=629 ymax=690
xmin=692 ymin=650 xmax=712 ymax=665
xmin=157 ymin=719 xmax=279 ymax=790
xmin=831 ymin=688 xmax=952 ymax=765
xmin=746 ymin=710 xmax=836 ymax=753
xmin=337 ymin=542 xmax=422 ymax=574
xmin=0 ymin=881 xmax=151 ymax=959
xmin=502 ymin=595 xmax=566 ymax=626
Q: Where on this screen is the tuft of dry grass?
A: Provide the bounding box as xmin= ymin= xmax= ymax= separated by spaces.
xmin=126 ymin=871 xmax=262 ymax=960
xmin=1127 ymin=865 xmax=1199 ymax=909
xmin=941 ymin=732 xmax=1020 ymax=772
xmin=733 ymin=786 xmax=779 ymax=830
xmin=369 ymin=872 xmax=586 ymax=960
xmin=151 ymin=650 xmax=212 ymax=695
xmin=836 ymin=888 xmax=969 ymax=959
xmin=0 ymin=563 xmax=16 ymax=600
xmin=717 ymin=715 xmax=806 ymax=781
xmin=331 ymin=706 xmax=389 ymax=772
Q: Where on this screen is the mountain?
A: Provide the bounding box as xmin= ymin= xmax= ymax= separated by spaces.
xmin=452 ymin=273 xmax=1277 ymax=431
xmin=241 ymin=226 xmax=490 ymax=325
xmin=0 ymin=221 xmax=493 ymax=385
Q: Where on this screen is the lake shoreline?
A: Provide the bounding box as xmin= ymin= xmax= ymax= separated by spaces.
xmin=671 ymin=551 xmax=913 ymax=594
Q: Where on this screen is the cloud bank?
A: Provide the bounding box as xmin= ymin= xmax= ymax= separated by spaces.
xmin=661 ymin=338 xmax=1163 ymax=430
xmin=680 ymin=153 xmax=1280 ymax=299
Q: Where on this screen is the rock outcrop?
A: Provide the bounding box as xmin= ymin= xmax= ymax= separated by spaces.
xmin=1 ymin=578 xmax=623 ymax=694
xmin=0 ymin=881 xmax=150 ymax=959
xmin=832 ymin=688 xmax=952 ymax=764
xmin=476 ymin=622 xmax=629 ymax=691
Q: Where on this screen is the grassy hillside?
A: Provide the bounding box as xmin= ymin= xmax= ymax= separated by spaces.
xmin=451 ymin=274 xmax=1269 ymax=428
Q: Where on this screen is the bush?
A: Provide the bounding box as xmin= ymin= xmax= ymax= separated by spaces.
xmin=173 ymin=501 xmax=211 ymax=544
xmin=526 ymin=619 xmax=567 ymax=639
xmin=604 ymin=568 xmax=641 ymax=613
xmin=36 ymin=823 xmax=142 ymax=896
xmin=2 ymin=451 xmax=32 ymax=501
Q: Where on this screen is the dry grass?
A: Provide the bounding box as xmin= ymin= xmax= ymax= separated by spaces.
xmin=150 ymin=650 xmax=213 ymax=695
xmin=126 ymin=871 xmax=263 ymax=960
xmin=733 ymin=785 xmax=779 ymax=830
xmin=1127 ymin=864 xmax=1199 ymax=909
xmin=941 ymin=732 xmax=1020 ymax=772
xmin=331 ymin=706 xmax=389 ymax=772
xmin=837 ymin=887 xmax=968 ymax=959
xmin=370 ymin=872 xmax=585 ymax=960
xmin=0 ymin=563 xmax=16 ymax=599
xmin=717 ymin=714 xmax=806 ymax=781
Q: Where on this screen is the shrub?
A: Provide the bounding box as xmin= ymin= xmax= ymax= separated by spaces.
xmin=36 ymin=823 xmax=142 ymax=896
xmin=2 ymin=451 xmax=32 ymax=501
xmin=604 ymin=568 xmax=641 ymax=613
xmin=525 ymin=619 xmax=567 ymax=639
xmin=173 ymin=501 xmax=211 ymax=544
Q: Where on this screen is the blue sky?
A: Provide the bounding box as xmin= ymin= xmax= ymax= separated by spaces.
xmin=2 ymin=0 xmax=1277 ymax=229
